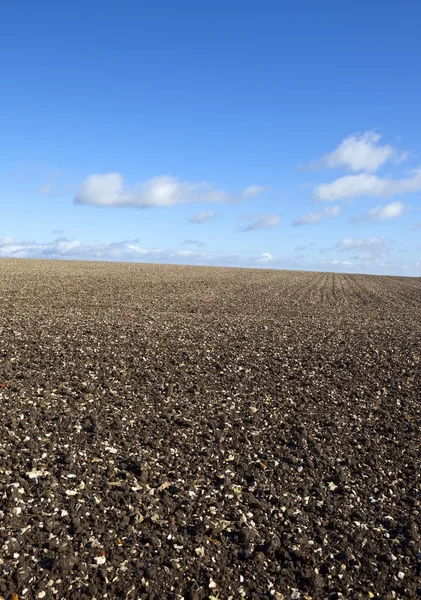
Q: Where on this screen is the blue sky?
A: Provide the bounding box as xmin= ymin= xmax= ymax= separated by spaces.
xmin=1 ymin=0 xmax=420 ymax=275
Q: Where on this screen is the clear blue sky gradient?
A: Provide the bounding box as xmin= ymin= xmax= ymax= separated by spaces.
xmin=1 ymin=1 xmax=420 ymax=274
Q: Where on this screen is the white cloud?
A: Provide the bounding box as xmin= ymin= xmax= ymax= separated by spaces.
xmin=368 ymin=201 xmax=405 ymax=220
xmin=0 ymin=236 xmax=191 ymax=261
xmin=242 ymin=214 xmax=281 ymax=231
xmin=0 ymin=236 xmax=276 ymax=268
xmin=350 ymin=201 xmax=406 ymax=223
xmin=75 ymin=173 xmax=265 ymax=208
xmin=293 ymin=205 xmax=341 ymax=226
xmin=189 ymin=211 xmax=215 ymax=224
xmin=315 ymin=167 xmax=421 ymax=201
xmin=301 ymin=132 xmax=399 ymax=173
xmin=336 ymin=237 xmax=392 ymax=259
xmin=257 ymin=252 xmax=275 ymax=264
xmin=329 ymin=260 xmax=353 ymax=267
xmin=242 ymin=185 xmax=268 ymax=199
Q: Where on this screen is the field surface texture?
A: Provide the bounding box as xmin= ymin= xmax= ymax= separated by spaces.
xmin=0 ymin=259 xmax=420 ymax=600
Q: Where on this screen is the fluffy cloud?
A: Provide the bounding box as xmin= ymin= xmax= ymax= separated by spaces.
xmin=350 ymin=201 xmax=406 ymax=223
xmin=257 ymin=252 xmax=275 ymax=264
xmin=336 ymin=237 xmax=392 ymax=259
xmin=75 ymin=173 xmax=265 ymax=208
xmin=189 ymin=211 xmax=215 ymax=224
xmin=315 ymin=168 xmax=421 ymax=201
xmin=301 ymin=132 xmax=399 ymax=173
xmin=242 ymin=214 xmax=281 ymax=231
xmin=0 ymin=236 xmax=275 ymax=268
xmin=293 ymin=205 xmax=341 ymax=226
xmin=368 ymin=201 xmax=405 ymax=220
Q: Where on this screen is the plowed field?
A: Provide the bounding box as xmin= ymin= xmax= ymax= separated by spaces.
xmin=0 ymin=259 xmax=420 ymax=600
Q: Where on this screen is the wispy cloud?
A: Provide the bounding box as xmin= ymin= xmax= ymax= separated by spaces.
xmin=314 ymin=167 xmax=421 ymax=201
xmin=242 ymin=185 xmax=269 ymax=199
xmin=300 ymin=131 xmax=403 ymax=173
xmin=75 ymin=173 xmax=266 ymax=208
xmin=242 ymin=214 xmax=281 ymax=231
xmin=39 ymin=181 xmax=75 ymax=197
xmin=189 ymin=211 xmax=215 ymax=224
xmin=327 ymin=259 xmax=353 ymax=267
xmin=39 ymin=182 xmax=57 ymax=197
xmin=294 ymin=212 xmax=322 ymax=226
xmin=181 ymin=239 xmax=205 ymax=247
xmin=336 ymin=237 xmax=392 ymax=259
xmin=293 ymin=205 xmax=341 ymax=226
xmin=51 ymin=228 xmax=65 ymax=235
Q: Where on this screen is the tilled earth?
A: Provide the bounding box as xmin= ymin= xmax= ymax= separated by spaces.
xmin=0 ymin=259 xmax=420 ymax=600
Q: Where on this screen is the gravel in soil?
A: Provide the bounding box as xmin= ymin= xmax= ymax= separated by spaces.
xmin=0 ymin=259 xmax=420 ymax=600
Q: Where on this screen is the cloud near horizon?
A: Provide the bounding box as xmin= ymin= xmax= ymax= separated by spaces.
xmin=258 ymin=252 xmax=275 ymax=263
xmin=75 ymin=173 xmax=266 ymax=208
xmin=0 ymin=236 xmax=416 ymax=275
xmin=181 ymin=239 xmax=205 ymax=247
xmin=0 ymin=236 xmax=276 ymax=268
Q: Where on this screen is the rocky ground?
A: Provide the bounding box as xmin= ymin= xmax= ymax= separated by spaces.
xmin=0 ymin=258 xmax=420 ymax=600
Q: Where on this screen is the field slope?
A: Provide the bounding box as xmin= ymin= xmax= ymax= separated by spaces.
xmin=0 ymin=259 xmax=420 ymax=599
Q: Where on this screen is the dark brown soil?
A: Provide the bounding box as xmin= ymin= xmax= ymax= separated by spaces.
xmin=0 ymin=259 xmax=420 ymax=600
